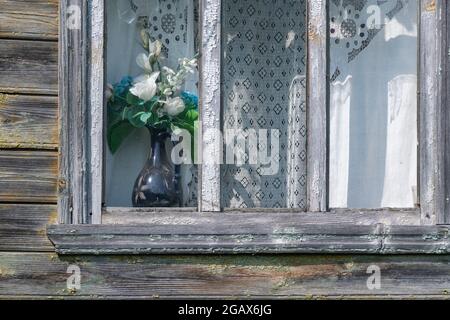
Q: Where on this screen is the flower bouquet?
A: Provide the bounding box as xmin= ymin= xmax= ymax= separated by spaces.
xmin=106 ymin=28 xmax=199 ymax=155
xmin=106 ymin=28 xmax=199 ymax=207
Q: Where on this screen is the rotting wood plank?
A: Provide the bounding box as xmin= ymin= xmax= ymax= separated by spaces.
xmin=0 ymin=94 xmax=58 ymax=150
xmin=0 ymin=0 xmax=58 ymax=40
xmin=1 ymin=253 xmax=450 ymax=298
xmin=0 ymin=204 xmax=55 ymax=252
xmin=0 ymin=39 xmax=58 ymax=95
xmin=0 ymin=150 xmax=58 ymax=203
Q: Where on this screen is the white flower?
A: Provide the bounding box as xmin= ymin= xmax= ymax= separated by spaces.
xmin=162 ymin=88 xmax=173 ymax=96
xmin=162 ymin=66 xmax=176 ymax=76
xmin=163 ymin=97 xmax=185 ymax=116
xmin=136 ymin=40 xmax=162 ymax=73
xmin=149 ymin=40 xmax=162 ymax=58
xmin=130 ymin=72 xmax=160 ymax=102
xmin=105 ymin=83 xmax=114 ymax=100
xmin=180 ymin=57 xmax=197 ymax=70
xmin=140 ymin=29 xmax=150 ymax=50
xmin=136 ymin=53 xmax=153 ymax=73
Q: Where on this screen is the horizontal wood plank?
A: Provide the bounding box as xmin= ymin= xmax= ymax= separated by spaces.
xmin=0 ymin=94 xmax=58 ymax=149
xmin=0 ymin=0 xmax=58 ymax=40
xmin=0 ymin=204 xmax=55 ymax=251
xmin=1 ymin=253 xmax=450 ymax=298
xmin=0 ymin=150 xmax=57 ymax=203
xmin=0 ymin=39 xmax=58 ymax=95
xmin=48 ymin=217 xmax=448 ymax=255
xmin=103 ymin=208 xmax=421 ymax=226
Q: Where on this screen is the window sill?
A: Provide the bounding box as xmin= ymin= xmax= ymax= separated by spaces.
xmin=47 ymin=210 xmax=450 ymax=255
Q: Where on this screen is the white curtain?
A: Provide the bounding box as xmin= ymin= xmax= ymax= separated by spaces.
xmin=105 ymin=0 xmax=198 ymax=207
xmin=329 ymin=0 xmax=418 ymax=208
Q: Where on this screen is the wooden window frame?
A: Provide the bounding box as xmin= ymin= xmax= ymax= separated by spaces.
xmin=48 ymin=0 xmax=450 ymax=255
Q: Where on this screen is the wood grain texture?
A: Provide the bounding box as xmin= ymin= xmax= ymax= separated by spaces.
xmin=0 ymin=150 xmax=57 ymax=203
xmin=0 ymin=39 xmax=58 ymax=95
xmin=0 ymin=94 xmax=58 ymax=149
xmin=307 ymin=0 xmax=327 ymax=212
xmin=103 ymin=208 xmax=421 ymax=226
xmin=419 ymin=0 xmax=446 ymax=225
xmin=1 ymin=253 xmax=450 ymax=298
xmin=58 ymin=0 xmax=90 ymax=224
xmin=0 ymin=204 xmax=55 ymax=252
xmin=48 ymin=218 xmax=449 ymax=255
xmin=445 ymin=0 xmax=450 ymax=224
xmin=89 ymin=0 xmax=105 ymax=225
xmin=0 ymin=0 xmax=58 ymax=40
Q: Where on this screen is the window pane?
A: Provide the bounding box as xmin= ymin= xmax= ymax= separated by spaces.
xmin=329 ymin=0 xmax=418 ymax=208
xmin=105 ymin=0 xmax=199 ymax=207
xmin=221 ymin=0 xmax=307 ymax=209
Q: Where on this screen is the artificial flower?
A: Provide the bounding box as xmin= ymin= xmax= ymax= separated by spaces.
xmin=179 ymin=57 xmax=197 ymax=71
xmin=136 ymin=53 xmax=153 ymax=73
xmin=130 ymin=72 xmax=160 ymax=102
xmin=163 ymin=97 xmax=185 ymax=116
xmin=140 ymin=29 xmax=150 ymax=50
xmin=149 ymin=39 xmax=162 ymax=59
xmin=105 ymin=83 xmax=114 ymax=100
xmin=114 ymin=76 xmax=134 ymax=96
xmin=162 ymin=88 xmax=174 ymax=96
xmin=181 ymin=91 xmax=199 ymax=109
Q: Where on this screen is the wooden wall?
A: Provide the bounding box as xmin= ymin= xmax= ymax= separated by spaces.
xmin=0 ymin=0 xmax=450 ymax=299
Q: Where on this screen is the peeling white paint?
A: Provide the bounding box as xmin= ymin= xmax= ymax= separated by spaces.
xmin=200 ymin=0 xmax=222 ymax=212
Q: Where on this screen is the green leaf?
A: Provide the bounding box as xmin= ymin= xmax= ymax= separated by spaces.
xmin=126 ymin=107 xmax=146 ymax=128
xmin=139 ymin=112 xmax=153 ymax=123
xmin=144 ymin=96 xmax=160 ymax=112
xmin=185 ymin=109 xmax=199 ymax=122
xmin=108 ymin=120 xmax=135 ymax=154
xmin=126 ymin=92 xmax=144 ymax=106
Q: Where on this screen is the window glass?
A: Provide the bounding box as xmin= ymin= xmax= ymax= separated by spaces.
xmin=329 ymin=0 xmax=418 ymax=208
xmin=221 ymin=0 xmax=307 ymax=209
xmin=105 ymin=0 xmax=199 ymax=207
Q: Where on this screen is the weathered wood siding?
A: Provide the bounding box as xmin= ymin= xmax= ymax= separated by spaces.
xmin=0 ymin=0 xmax=449 ymax=299
xmin=0 ymin=0 xmax=59 ymax=259
xmin=0 ymin=0 xmax=58 ymax=40
xmin=0 ymin=94 xmax=58 ymax=150
xmin=2 ymin=253 xmax=450 ymax=299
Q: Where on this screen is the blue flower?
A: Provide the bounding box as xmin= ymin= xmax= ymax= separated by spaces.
xmin=114 ymin=76 xmax=134 ymax=96
xmin=180 ymin=91 xmax=198 ymax=110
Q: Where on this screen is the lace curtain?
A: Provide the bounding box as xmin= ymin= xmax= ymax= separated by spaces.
xmin=221 ymin=0 xmax=307 ymax=209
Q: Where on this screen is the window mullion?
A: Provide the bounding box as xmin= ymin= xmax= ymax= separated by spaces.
xmin=90 ymin=0 xmax=105 ymax=224
xmin=419 ymin=0 xmax=447 ymax=225
xmin=199 ymin=0 xmax=222 ymax=212
xmin=307 ymin=0 xmax=328 ymax=212
xmin=58 ymin=0 xmax=91 ymax=224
